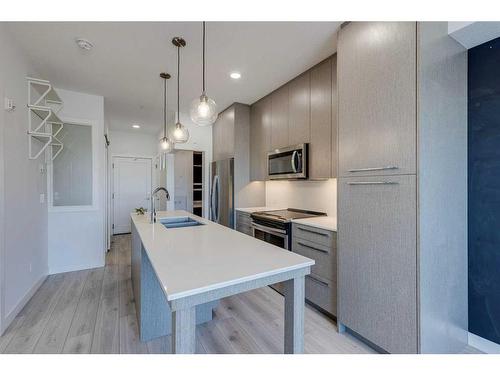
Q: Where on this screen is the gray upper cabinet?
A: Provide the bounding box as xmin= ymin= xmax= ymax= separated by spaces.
xmin=212 ymin=106 xmax=235 ymax=162
xmin=338 ymin=175 xmax=417 ymax=353
xmin=250 ymin=55 xmax=337 ymax=180
xmin=271 ymin=85 xmax=289 ymax=149
xmin=288 ymin=72 xmax=310 ymax=145
xmin=310 ymin=58 xmax=332 ymax=179
xmin=338 ymin=22 xmax=417 ymax=177
xmin=250 ymin=96 xmax=271 ymax=181
xmin=331 ymin=55 xmax=338 ymax=178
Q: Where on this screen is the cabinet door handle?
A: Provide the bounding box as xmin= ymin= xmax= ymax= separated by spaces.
xmin=297 ymin=227 xmax=329 ymax=237
xmin=348 ymin=181 xmax=399 ymax=186
xmin=307 ymin=274 xmax=329 ymax=287
xmin=348 ymin=166 xmax=398 ymax=172
xmin=297 ymin=241 xmax=329 ymax=254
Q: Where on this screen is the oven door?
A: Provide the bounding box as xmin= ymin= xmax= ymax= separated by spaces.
xmin=268 ymin=143 xmax=308 ymax=180
xmin=251 ymin=222 xmax=289 ymax=294
xmin=251 ymin=222 xmax=289 ymax=250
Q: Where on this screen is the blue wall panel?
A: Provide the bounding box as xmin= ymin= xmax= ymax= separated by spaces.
xmin=468 ymin=36 xmax=500 ymax=345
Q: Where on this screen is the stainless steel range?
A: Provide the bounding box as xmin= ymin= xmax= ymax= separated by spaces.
xmin=251 ymin=208 xmax=326 ymax=250
xmin=250 ymin=208 xmax=326 ymax=293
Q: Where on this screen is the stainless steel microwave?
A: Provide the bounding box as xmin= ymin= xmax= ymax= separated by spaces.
xmin=267 ymin=143 xmax=308 ymax=180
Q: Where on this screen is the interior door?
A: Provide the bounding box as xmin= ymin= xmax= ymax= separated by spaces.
xmin=113 ymin=157 xmax=152 ymax=234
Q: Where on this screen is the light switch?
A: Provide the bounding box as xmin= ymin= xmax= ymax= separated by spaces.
xmin=4 ymin=97 xmax=16 ymax=112
xmin=40 ymin=193 xmax=45 ymax=204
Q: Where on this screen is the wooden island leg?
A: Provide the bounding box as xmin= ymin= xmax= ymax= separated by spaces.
xmin=172 ymin=306 xmax=196 ymax=354
xmin=283 ymin=275 xmax=305 ymax=354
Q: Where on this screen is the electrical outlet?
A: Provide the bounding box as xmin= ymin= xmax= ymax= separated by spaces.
xmin=40 ymin=193 xmax=45 ymax=204
xmin=29 ymin=263 xmax=32 ymax=273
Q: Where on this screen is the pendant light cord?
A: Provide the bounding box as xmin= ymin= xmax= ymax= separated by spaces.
xmin=177 ymin=43 xmax=180 ymax=123
xmin=163 ymin=76 xmax=167 ymax=138
xmin=202 ymin=21 xmax=206 ymax=94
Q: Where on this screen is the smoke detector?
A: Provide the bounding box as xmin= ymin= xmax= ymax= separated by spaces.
xmin=75 ymin=38 xmax=94 ymax=51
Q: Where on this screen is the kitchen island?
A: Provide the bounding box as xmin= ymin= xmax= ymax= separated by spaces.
xmin=131 ymin=210 xmax=314 ymax=354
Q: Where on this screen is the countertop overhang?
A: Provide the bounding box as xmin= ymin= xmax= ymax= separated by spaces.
xmin=131 ymin=210 xmax=314 ymax=302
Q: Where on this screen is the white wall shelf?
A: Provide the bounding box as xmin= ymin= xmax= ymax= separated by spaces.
xmin=27 ymin=77 xmax=64 ymax=160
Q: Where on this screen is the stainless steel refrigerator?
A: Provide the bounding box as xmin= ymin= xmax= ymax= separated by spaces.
xmin=210 ymin=158 xmax=234 ymax=228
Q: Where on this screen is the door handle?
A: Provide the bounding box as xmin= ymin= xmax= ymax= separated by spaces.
xmin=347 ymin=181 xmax=399 ymax=185
xmin=348 ymin=166 xmax=398 ymax=173
xmin=291 ymin=150 xmax=298 ymax=173
xmin=216 ymin=176 xmax=221 ymax=222
xmin=297 ymin=226 xmax=329 ymax=237
xmin=211 ymin=175 xmax=220 ymax=222
xmin=297 ymin=241 xmax=329 ymax=254
xmin=307 ymin=274 xmax=329 ymax=287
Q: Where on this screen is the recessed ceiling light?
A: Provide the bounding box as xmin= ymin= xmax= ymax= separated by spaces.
xmin=230 ymin=72 xmax=241 ymax=80
xmin=132 ymin=124 xmax=141 ymax=129
xmin=75 ymin=38 xmax=94 ymax=51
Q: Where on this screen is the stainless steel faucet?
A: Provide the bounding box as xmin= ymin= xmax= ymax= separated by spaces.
xmin=150 ymin=187 xmax=170 ymax=223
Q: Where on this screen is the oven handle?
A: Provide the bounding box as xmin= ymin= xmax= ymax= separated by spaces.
xmin=251 ymin=222 xmax=287 ymax=237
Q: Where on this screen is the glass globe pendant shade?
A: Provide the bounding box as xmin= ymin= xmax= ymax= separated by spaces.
xmin=190 ymin=94 xmax=217 ymax=126
xmin=172 ymin=122 xmax=190 ymax=143
xmin=160 ymin=136 xmax=174 ymax=153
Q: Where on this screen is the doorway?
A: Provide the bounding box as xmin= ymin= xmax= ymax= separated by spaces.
xmin=112 ymin=156 xmax=152 ymax=234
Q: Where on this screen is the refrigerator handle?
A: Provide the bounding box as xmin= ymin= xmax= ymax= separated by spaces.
xmin=211 ymin=175 xmax=219 ymax=222
xmin=216 ymin=175 xmax=221 ymax=223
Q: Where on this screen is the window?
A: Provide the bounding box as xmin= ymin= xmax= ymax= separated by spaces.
xmin=52 ymin=123 xmax=93 ymax=206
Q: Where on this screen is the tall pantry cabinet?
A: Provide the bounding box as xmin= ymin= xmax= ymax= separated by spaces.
xmin=337 ymin=22 xmax=468 ymax=353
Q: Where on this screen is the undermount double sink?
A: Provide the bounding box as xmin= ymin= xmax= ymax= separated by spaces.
xmin=159 ymin=216 xmax=205 ymax=229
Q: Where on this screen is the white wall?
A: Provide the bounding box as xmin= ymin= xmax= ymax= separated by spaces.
xmin=448 ymin=21 xmax=500 ymax=49
xmin=48 ymin=89 xmax=106 ymax=274
xmin=265 ymin=179 xmax=337 ymax=217
xmin=0 ymin=25 xmax=48 ymax=333
xmin=109 ymin=130 xmax=158 ymax=157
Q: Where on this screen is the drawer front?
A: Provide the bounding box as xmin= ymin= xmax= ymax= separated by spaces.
xmin=292 ymin=237 xmax=336 ymax=281
xmin=236 ymin=211 xmax=252 ymax=223
xmin=293 ymin=223 xmax=335 ymax=247
xmin=305 ymin=273 xmax=336 ymax=316
xmin=236 ymin=223 xmax=253 ymax=236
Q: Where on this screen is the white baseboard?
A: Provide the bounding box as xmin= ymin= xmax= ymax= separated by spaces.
xmin=468 ymin=332 xmax=500 ymax=354
xmin=49 ymin=261 xmax=104 ymax=275
xmin=1 ymin=274 xmax=47 ymax=335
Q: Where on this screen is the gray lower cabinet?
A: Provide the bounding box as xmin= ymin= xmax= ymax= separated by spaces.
xmin=337 ymin=175 xmax=417 ymax=353
xmin=236 ymin=210 xmax=253 ymax=236
xmin=292 ymin=223 xmax=337 ymax=316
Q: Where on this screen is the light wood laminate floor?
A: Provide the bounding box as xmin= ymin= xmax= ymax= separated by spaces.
xmin=0 ymin=235 xmax=480 ymax=354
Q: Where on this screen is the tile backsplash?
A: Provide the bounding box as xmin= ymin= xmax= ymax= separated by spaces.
xmin=265 ymin=179 xmax=337 ymax=217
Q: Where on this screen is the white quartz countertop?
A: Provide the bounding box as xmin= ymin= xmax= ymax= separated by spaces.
xmin=235 ymin=206 xmax=284 ymax=213
xmin=291 ymin=216 xmax=337 ymax=232
xmin=131 ymin=210 xmax=314 ymax=301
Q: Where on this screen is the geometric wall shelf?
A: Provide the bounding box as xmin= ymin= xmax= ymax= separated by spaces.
xmin=27 ymin=77 xmax=64 ymax=160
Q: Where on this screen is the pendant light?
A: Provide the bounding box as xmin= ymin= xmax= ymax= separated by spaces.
xmin=171 ymin=37 xmax=190 ymax=143
xmin=159 ymin=72 xmax=174 ymax=153
xmin=190 ymin=22 xmax=217 ymax=126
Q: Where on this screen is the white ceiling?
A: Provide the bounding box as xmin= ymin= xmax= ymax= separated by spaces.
xmin=6 ymin=22 xmax=340 ymax=134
